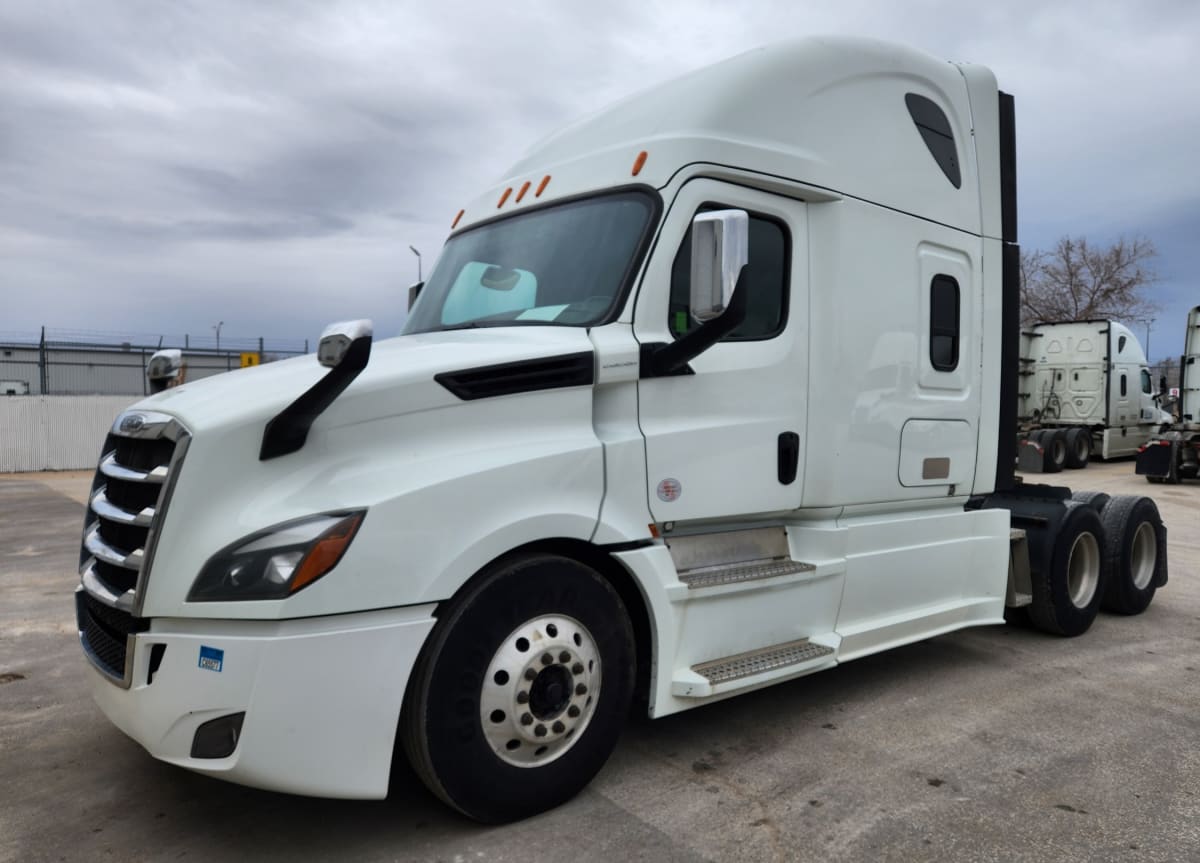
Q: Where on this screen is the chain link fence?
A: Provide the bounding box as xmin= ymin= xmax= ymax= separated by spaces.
xmin=0 ymin=328 xmax=309 ymax=397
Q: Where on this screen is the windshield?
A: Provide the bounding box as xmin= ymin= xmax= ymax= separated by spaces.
xmin=403 ymin=190 xmax=657 ymax=334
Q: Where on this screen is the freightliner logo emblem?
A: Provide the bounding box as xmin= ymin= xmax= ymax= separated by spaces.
xmin=119 ymin=414 xmax=146 ymax=434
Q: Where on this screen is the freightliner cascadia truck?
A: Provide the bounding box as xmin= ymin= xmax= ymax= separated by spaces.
xmin=1137 ymin=305 xmax=1200 ymax=483
xmin=75 ymin=37 xmax=1169 ymax=822
xmin=1017 ymin=319 xmax=1164 ymax=471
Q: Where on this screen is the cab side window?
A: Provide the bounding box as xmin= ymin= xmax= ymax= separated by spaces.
xmin=1141 ymin=369 xmax=1152 ymax=394
xmin=669 ymin=209 xmax=788 ymax=341
xmin=929 ymin=275 xmax=960 ymax=371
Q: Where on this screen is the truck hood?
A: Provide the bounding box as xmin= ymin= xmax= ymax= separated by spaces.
xmin=137 ymin=326 xmax=596 ymax=435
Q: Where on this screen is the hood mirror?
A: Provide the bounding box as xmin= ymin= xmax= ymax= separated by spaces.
xmin=146 ymin=349 xmax=185 ymax=393
xmin=318 ymin=320 xmax=373 ymax=369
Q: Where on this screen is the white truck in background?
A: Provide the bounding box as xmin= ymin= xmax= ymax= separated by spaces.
xmin=1017 ymin=319 xmax=1166 ymax=471
xmin=74 ymin=38 xmax=1170 ymax=823
xmin=1136 ymin=305 xmax=1200 ymax=483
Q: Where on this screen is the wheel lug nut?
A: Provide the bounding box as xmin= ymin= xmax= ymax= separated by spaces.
xmin=552 ymin=721 xmax=565 ymax=733
xmin=558 ymin=651 xmax=570 ymax=663
xmin=524 ymin=668 xmax=537 ymax=681
xmin=520 ymin=713 xmax=533 ymax=726
xmin=575 ymin=683 xmax=587 ymax=696
xmin=541 ymin=652 xmax=553 ymax=666
xmin=572 ymin=662 xmax=583 ymax=675
xmin=534 ymin=724 xmax=548 ymax=737
xmin=516 ymin=691 xmax=529 ymax=704
xmin=567 ymin=705 xmax=580 ymax=718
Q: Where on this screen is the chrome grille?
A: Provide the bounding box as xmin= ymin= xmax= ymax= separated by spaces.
xmin=77 ymin=409 xmax=189 ymax=686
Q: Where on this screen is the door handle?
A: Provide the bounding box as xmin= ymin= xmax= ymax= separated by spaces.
xmin=778 ymin=432 xmax=799 ymax=485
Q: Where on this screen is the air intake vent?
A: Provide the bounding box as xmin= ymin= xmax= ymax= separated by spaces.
xmin=435 ymin=352 xmax=594 ymax=400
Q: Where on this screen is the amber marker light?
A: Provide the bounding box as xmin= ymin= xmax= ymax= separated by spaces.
xmin=536 ymin=175 xmax=551 ymax=197
xmin=648 ymin=523 xmax=660 ymax=539
xmin=451 ymin=209 xmax=465 ymax=229
xmin=288 ymin=513 xmax=364 ymax=594
xmin=631 ymin=150 xmax=648 ymax=176
xmin=515 ymin=180 xmax=532 ymax=203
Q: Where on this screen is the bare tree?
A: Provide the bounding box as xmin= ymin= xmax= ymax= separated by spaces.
xmin=1020 ymin=236 xmax=1158 ymax=327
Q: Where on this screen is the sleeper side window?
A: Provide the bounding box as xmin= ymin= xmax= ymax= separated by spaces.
xmin=669 ymin=208 xmax=789 ymax=341
xmin=1120 ymin=374 xmax=1128 ymax=397
xmin=929 ymin=275 xmax=960 ymax=371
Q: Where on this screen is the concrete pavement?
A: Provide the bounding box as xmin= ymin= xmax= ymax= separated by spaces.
xmin=2 ymin=462 xmax=1198 ymax=862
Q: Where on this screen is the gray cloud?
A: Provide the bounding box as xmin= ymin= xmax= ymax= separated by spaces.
xmin=1 ymin=0 xmax=1197 ymax=357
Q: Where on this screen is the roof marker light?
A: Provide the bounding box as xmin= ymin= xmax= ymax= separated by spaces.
xmin=515 ymin=180 xmax=531 ymax=203
xmin=536 ymin=175 xmax=551 ymax=197
xmin=632 ymin=150 xmax=648 ymax=176
xmin=451 ymin=209 xmax=464 ymax=229
xmin=497 ymin=187 xmax=512 ymax=208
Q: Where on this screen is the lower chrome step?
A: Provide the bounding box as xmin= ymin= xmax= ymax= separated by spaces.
xmin=672 ymin=637 xmax=837 ymax=698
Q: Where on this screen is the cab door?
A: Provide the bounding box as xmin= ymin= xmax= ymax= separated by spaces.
xmin=634 ymin=179 xmax=807 ymax=523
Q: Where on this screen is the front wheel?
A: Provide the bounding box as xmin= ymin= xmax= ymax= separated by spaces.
xmin=401 ymin=554 xmax=635 ymax=823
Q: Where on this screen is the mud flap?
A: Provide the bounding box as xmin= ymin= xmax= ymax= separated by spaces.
xmin=1135 ymin=442 xmax=1174 ymax=477
xmin=1017 ymin=439 xmax=1046 ymax=473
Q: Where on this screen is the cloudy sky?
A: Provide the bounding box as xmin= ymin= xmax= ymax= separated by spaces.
xmin=2 ymin=0 xmax=1197 ymax=358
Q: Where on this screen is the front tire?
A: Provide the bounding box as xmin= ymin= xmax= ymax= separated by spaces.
xmin=401 ymin=554 xmax=635 ymax=823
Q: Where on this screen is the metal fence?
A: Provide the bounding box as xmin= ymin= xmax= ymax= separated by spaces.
xmin=0 ymin=328 xmax=309 ymax=397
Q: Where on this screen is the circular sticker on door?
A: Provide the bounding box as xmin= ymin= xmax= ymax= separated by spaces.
xmin=656 ymin=478 xmax=682 ymax=502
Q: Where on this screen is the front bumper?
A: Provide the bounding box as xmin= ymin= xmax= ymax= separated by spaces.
xmin=78 ymin=594 xmax=437 ymax=799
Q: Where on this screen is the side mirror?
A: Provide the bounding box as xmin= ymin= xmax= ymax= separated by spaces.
xmin=690 ymin=210 xmax=749 ymax=323
xmin=318 ymin=319 xmax=373 ymax=368
xmin=146 ymin=349 xmax=185 ymax=393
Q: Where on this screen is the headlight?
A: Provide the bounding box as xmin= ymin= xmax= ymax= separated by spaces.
xmin=188 ymin=511 xmax=364 ymax=601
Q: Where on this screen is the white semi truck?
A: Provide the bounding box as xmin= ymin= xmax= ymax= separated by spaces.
xmin=75 ymin=38 xmax=1169 ymax=823
xmin=1136 ymin=305 xmax=1200 ymax=483
xmin=1017 ymin=319 xmax=1164 ymax=471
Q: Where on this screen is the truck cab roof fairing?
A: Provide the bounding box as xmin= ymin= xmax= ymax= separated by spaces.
xmin=459 ymin=37 xmax=983 ymax=238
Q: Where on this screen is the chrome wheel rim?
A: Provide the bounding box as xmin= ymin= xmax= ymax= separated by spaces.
xmin=480 ymin=614 xmax=600 ymax=768
xmin=1130 ymin=521 xmax=1157 ymax=590
xmin=1067 ymin=531 xmax=1101 ymax=609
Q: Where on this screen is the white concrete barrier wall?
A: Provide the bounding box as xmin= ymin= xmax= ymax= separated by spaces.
xmin=0 ymin=396 xmax=136 ymax=472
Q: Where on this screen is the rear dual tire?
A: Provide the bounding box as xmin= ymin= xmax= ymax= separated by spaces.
xmin=1028 ymin=502 xmax=1104 ymax=636
xmin=1064 ymin=428 xmax=1091 ymax=469
xmin=1099 ymin=495 xmax=1166 ymax=615
xmin=1032 ymin=429 xmax=1067 ymax=473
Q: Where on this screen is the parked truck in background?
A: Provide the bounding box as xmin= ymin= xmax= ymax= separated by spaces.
xmin=74 ymin=38 xmax=1169 ymax=823
xmin=1017 ymin=319 xmax=1166 ymax=472
xmin=1136 ymin=305 xmax=1200 ymax=483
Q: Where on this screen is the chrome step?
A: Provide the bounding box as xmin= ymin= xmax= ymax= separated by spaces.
xmin=679 ymin=558 xmax=815 ymax=590
xmin=672 ymin=637 xmax=837 ymax=698
xmin=693 ymin=639 xmax=834 ymax=685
